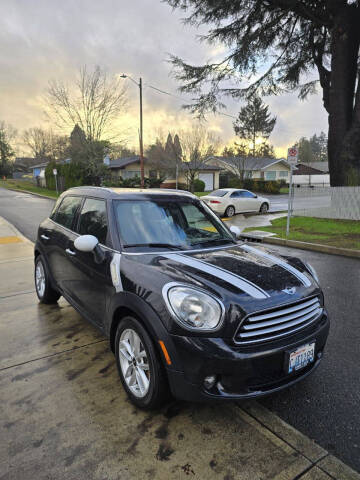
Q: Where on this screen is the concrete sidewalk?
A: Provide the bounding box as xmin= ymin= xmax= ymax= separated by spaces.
xmin=0 ymin=216 xmax=358 ymax=480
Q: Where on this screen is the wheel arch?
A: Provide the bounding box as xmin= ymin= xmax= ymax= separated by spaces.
xmin=108 ymin=293 xmax=182 ymax=370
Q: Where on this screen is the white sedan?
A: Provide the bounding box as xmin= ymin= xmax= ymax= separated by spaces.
xmin=202 ymin=188 xmax=270 ymax=217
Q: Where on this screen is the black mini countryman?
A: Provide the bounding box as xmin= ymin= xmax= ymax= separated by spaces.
xmin=34 ymin=187 xmax=329 ymax=409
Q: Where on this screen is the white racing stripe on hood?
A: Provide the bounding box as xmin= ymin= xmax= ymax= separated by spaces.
xmin=163 ymin=253 xmax=269 ymax=299
xmin=240 ymin=244 xmax=312 ymax=287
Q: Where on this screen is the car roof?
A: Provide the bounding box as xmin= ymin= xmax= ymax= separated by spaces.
xmin=63 ymin=186 xmax=198 ymax=200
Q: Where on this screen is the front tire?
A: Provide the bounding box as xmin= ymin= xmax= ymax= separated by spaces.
xmin=115 ymin=316 xmax=169 ymax=409
xmin=259 ymin=203 xmax=269 ymax=214
xmin=225 ymin=205 xmax=235 ymax=217
xmin=34 ymin=255 xmax=61 ymax=304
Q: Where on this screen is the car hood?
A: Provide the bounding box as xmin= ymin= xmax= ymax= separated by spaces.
xmin=146 ymin=243 xmax=318 ymax=312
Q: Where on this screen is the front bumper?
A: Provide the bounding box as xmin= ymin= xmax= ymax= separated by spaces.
xmin=166 ymin=311 xmax=329 ymax=402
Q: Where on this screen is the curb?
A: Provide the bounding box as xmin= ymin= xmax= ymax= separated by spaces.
xmin=240 ymin=401 xmax=360 ymax=480
xmin=240 ymin=233 xmax=360 ymax=259
xmin=1 ymin=186 xmax=57 ymax=201
xmin=0 ymin=216 xmax=33 ymax=245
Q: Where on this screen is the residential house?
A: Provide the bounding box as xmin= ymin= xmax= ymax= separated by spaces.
xmin=206 ymin=156 xmax=291 ymax=182
xmin=106 ymin=156 xmax=221 ymax=191
xmin=106 ymin=156 xmax=156 ymax=179
xmin=293 ymin=162 xmax=330 ymax=187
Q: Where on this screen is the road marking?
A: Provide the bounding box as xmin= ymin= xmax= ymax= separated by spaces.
xmin=0 ymin=236 xmax=23 ymax=244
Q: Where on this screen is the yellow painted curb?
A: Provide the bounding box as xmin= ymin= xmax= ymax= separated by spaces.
xmin=0 ymin=236 xmax=23 ymax=244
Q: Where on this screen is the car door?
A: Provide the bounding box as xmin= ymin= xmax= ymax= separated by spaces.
xmin=242 ymin=190 xmax=261 ymax=211
xmin=229 ymin=191 xmax=241 ymax=212
xmin=45 ymin=195 xmax=83 ymax=296
xmin=66 ymin=197 xmax=113 ymax=326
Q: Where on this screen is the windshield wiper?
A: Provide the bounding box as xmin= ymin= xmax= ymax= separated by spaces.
xmin=123 ymin=243 xmax=184 ymax=250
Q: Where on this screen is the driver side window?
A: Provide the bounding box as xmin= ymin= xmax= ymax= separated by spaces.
xmin=78 ymin=198 xmax=108 ymax=245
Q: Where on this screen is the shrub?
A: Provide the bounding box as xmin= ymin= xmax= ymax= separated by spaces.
xmin=193 ymin=178 xmax=206 ymax=192
xmin=45 ymin=161 xmax=84 ymax=191
xmin=227 ymin=177 xmax=282 ymax=194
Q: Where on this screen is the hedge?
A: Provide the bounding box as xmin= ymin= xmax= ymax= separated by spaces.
xmin=45 ymin=161 xmax=84 ymax=191
xmin=228 ymin=177 xmax=286 ymax=194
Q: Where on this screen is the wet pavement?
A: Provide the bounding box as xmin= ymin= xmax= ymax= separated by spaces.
xmin=0 ymin=232 xmax=323 ymax=480
xmin=0 ymin=190 xmax=359 ymax=478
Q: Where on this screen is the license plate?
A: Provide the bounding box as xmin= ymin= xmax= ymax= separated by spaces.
xmin=287 ymin=342 xmax=315 ymax=374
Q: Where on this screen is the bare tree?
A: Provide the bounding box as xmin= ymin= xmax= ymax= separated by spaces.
xmin=180 ymin=125 xmax=220 ymax=191
xmin=23 ymin=127 xmax=69 ymax=161
xmin=45 ymin=66 xmax=127 ymax=141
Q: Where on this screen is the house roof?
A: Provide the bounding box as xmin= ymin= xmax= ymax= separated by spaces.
xmin=108 ymin=156 xmax=148 ymax=169
xmin=207 ymin=156 xmax=289 ymax=170
xmin=294 ymin=163 xmax=325 ymax=175
xmin=31 ymin=162 xmax=49 ymax=169
xmin=307 ymin=161 xmax=329 ymax=173
xmin=180 ymin=162 xmax=221 ymax=171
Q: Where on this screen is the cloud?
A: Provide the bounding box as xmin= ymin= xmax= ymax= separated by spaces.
xmin=0 ymin=0 xmax=328 ymax=155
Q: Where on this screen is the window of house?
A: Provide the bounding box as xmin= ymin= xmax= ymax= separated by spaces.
xmin=265 ymin=171 xmax=277 ymax=180
xmin=78 ymin=198 xmax=108 ymax=245
xmin=149 ymin=170 xmax=157 ymax=178
xmin=121 ymin=170 xmax=141 ymax=179
xmin=54 ymin=196 xmax=83 ymax=230
xmin=279 ymin=171 xmax=289 ymax=178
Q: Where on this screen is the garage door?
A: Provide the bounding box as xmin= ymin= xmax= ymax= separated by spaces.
xmin=199 ymin=173 xmax=214 ymax=191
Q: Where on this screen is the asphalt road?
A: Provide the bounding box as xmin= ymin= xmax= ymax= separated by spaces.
xmin=0 ymin=187 xmax=359 ymax=471
xmin=266 ymin=193 xmax=331 ymax=213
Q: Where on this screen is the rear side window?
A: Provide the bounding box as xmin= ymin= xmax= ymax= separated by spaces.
xmin=54 ymin=196 xmax=82 ymax=230
xmin=78 ymin=198 xmax=108 ymax=245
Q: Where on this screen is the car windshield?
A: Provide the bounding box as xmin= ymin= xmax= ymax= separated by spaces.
xmin=114 ymin=198 xmax=235 ymax=250
xmin=209 ymin=189 xmax=228 ymax=197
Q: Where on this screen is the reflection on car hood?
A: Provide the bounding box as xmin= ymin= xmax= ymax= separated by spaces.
xmin=153 ymin=243 xmax=315 ymax=303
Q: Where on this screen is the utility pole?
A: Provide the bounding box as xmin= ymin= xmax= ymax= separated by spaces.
xmin=120 ymin=74 xmax=144 ymax=188
xmin=139 ymin=77 xmax=144 ymax=188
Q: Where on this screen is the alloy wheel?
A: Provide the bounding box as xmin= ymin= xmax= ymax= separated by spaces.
xmin=226 ymin=206 xmax=235 ymax=217
xmin=35 ymin=260 xmax=46 ymax=298
xmin=118 ymin=328 xmax=150 ymax=398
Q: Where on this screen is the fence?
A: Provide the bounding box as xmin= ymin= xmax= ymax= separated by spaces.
xmin=292 ymin=186 xmax=360 ymax=220
xmin=293 ymin=174 xmax=330 ymax=187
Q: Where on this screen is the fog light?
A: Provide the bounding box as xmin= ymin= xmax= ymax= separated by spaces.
xmin=204 ymin=375 xmax=217 ymax=390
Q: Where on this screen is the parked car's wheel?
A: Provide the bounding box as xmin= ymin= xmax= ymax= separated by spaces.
xmin=34 ymin=255 xmax=61 ymax=304
xmin=225 ymin=205 xmax=235 ymax=217
xmin=115 ymin=316 xmax=169 ymax=409
xmin=259 ymin=203 xmax=269 ymax=214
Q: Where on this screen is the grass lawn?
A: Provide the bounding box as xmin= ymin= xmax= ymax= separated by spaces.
xmin=195 ymin=192 xmax=209 ymax=197
xmin=280 ymin=187 xmax=289 ymax=194
xmin=244 ymin=216 xmax=360 ymax=250
xmin=0 ymin=179 xmax=59 ymax=199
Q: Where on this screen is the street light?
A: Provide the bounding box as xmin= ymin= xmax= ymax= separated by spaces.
xmin=120 ymin=74 xmax=144 ymax=188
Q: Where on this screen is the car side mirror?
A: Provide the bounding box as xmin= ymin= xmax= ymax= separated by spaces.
xmin=74 ymin=235 xmax=98 ymax=252
xmin=74 ymin=235 xmax=106 ymax=264
xmin=229 ymin=226 xmax=241 ymax=239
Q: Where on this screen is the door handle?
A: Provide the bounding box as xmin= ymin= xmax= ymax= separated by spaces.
xmin=41 ymin=234 xmax=50 ymax=241
xmin=65 ymin=248 xmax=76 ymax=256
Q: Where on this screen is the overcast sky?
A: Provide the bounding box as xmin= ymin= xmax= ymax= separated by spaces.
xmin=0 ymin=0 xmax=328 ymax=156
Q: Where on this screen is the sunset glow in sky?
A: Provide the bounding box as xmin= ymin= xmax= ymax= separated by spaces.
xmin=0 ymin=0 xmax=328 ymax=157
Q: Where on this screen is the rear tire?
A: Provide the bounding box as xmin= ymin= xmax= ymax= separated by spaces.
xmin=34 ymin=255 xmax=61 ymax=304
xmin=115 ymin=316 xmax=170 ymax=410
xmin=259 ymin=203 xmax=269 ymax=214
xmin=225 ymin=205 xmax=235 ymax=217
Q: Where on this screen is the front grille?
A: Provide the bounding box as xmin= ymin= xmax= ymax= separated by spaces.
xmin=235 ymin=296 xmax=323 ymax=345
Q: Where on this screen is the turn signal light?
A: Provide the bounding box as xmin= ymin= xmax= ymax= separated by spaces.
xmin=210 ymin=200 xmax=222 ymax=204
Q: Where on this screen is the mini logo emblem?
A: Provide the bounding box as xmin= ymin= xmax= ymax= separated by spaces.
xmin=282 ymin=287 xmax=296 ymax=295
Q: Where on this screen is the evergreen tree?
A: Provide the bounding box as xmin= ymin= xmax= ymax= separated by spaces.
xmin=166 ymin=0 xmax=360 ymax=185
xmin=0 ymin=122 xmax=15 ymax=177
xmin=233 ymin=95 xmax=276 ymax=157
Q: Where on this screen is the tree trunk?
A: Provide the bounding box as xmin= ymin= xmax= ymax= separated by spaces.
xmin=328 ymin=9 xmax=360 ymax=186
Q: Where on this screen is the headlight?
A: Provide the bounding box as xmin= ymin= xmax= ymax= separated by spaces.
xmin=163 ymin=284 xmax=224 ymax=331
xmin=305 ymin=263 xmax=320 ymax=283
